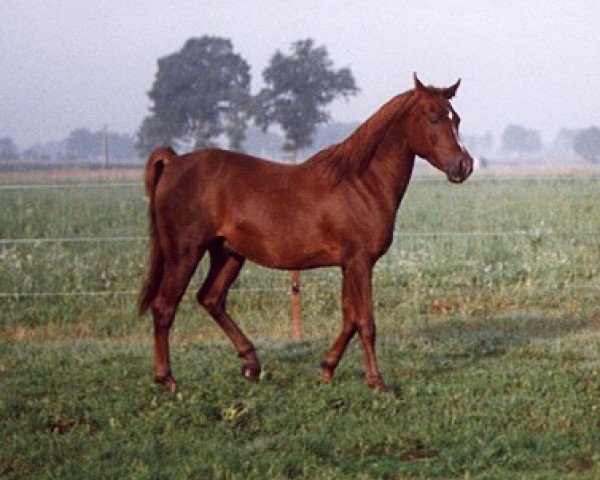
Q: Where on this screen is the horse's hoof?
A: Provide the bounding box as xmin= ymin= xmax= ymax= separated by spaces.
xmin=155 ymin=374 xmax=178 ymax=393
xmin=317 ymin=369 xmax=334 ymax=386
xmin=374 ymin=383 xmax=392 ymax=394
xmin=368 ymin=378 xmax=392 ymax=394
xmin=241 ymin=363 xmax=261 ymax=381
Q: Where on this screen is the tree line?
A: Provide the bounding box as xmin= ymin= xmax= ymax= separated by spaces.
xmin=462 ymin=125 xmax=600 ymax=162
xmin=136 ymin=36 xmax=358 ymax=158
xmin=5 ymin=123 xmax=597 ymax=164
xmin=0 ymin=129 xmax=135 ymax=162
xmin=2 ymin=35 xmax=600 ymax=163
xmin=1 ymin=36 xmax=358 ymax=164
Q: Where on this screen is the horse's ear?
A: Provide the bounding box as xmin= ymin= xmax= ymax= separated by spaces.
xmin=443 ymin=78 xmax=461 ymax=99
xmin=413 ymin=73 xmax=427 ymax=93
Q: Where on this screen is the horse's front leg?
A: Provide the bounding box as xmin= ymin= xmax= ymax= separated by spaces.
xmin=320 ymin=257 xmax=390 ymax=393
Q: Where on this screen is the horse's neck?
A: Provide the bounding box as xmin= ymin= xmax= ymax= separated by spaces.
xmin=358 ymin=115 xmax=416 ymax=215
xmin=345 ymin=92 xmax=417 ymax=210
xmin=307 ymin=91 xmax=417 ymax=214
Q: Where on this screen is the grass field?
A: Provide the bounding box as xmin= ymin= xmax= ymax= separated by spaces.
xmin=1 ymin=170 xmax=599 ymax=478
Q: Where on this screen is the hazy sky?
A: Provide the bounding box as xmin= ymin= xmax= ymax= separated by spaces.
xmin=2 ymin=0 xmax=599 ymax=149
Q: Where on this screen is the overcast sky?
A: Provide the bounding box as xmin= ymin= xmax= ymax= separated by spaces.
xmin=1 ymin=0 xmax=599 ymax=149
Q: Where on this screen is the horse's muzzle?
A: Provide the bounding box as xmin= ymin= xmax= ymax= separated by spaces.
xmin=446 ymin=156 xmax=473 ymax=184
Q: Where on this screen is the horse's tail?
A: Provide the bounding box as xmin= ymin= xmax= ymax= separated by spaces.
xmin=138 ymin=146 xmax=177 ymax=316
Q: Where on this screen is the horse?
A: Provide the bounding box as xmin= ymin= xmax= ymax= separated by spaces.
xmin=139 ymin=74 xmax=473 ymax=393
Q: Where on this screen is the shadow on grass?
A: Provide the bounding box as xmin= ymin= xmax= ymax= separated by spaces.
xmin=400 ymin=312 xmax=596 ymax=354
xmin=208 ymin=310 xmax=598 ymax=396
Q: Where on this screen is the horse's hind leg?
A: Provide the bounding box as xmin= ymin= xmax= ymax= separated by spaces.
xmin=152 ymin=250 xmax=201 ymax=392
xmin=197 ymin=245 xmax=260 ymax=380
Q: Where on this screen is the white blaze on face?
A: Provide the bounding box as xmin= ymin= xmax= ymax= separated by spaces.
xmin=448 ymin=108 xmax=466 ymax=151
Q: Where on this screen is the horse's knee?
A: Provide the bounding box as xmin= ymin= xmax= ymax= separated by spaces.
xmin=356 ymin=320 xmax=376 ymax=342
xmin=196 ymin=289 xmax=212 ymax=311
xmin=197 ymin=289 xmax=223 ymax=317
xmin=151 ymin=301 xmax=176 ymax=330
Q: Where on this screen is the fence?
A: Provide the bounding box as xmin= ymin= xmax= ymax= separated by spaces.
xmin=1 ymin=175 xmax=599 ymax=340
xmin=2 ymin=230 xmax=598 ymax=298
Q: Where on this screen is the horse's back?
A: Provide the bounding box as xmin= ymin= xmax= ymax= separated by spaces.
xmin=161 ymin=148 xmax=296 ymax=192
xmin=153 ymin=148 xmax=305 ymax=240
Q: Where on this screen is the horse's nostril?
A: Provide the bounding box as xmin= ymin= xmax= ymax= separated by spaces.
xmin=460 ymin=157 xmax=472 ymax=176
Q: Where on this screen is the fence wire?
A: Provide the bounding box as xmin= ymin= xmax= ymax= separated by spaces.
xmin=1 ymin=230 xmax=599 ymax=298
xmin=0 ymin=282 xmax=598 ymax=300
xmin=2 ymin=176 xmax=598 ymax=300
xmin=2 ymin=230 xmax=599 ymax=246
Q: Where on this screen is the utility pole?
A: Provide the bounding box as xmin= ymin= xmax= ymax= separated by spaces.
xmin=102 ymin=124 xmax=108 ymax=169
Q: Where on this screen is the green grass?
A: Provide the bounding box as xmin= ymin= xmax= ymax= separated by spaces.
xmin=1 ymin=172 xmax=599 ymax=478
xmin=1 ymin=333 xmax=599 ymax=479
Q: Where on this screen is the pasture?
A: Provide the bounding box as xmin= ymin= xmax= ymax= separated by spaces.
xmin=1 ymin=169 xmax=599 ymax=478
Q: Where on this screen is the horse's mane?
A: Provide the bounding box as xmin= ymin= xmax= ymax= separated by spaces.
xmin=305 ymin=89 xmax=417 ymax=185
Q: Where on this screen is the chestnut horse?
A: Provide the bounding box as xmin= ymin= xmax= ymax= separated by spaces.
xmin=139 ymin=75 xmax=473 ymax=393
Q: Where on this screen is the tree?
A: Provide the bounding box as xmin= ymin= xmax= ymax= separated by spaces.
xmin=500 ymin=125 xmax=543 ymax=156
xmin=65 ymin=128 xmax=100 ymax=159
xmin=108 ymin=132 xmax=135 ymax=160
xmin=573 ymin=127 xmax=600 ymax=163
xmin=137 ymin=36 xmax=252 ymax=155
xmin=136 ymin=116 xmax=177 ymax=157
xmin=551 ymin=128 xmax=577 ymax=156
xmin=63 ymin=128 xmax=135 ymax=161
xmin=256 ymin=39 xmax=359 ymax=157
xmin=0 ymin=137 xmax=19 ymax=160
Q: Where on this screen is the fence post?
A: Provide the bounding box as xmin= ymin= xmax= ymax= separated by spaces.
xmin=289 ymin=149 xmax=303 ymax=342
xmin=290 ymin=270 xmax=302 ymax=341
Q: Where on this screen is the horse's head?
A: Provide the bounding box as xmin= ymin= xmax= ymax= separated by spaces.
xmin=406 ymin=74 xmax=473 ymax=183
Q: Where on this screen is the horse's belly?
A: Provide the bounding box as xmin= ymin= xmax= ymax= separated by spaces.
xmin=222 ymin=227 xmax=340 ymax=270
